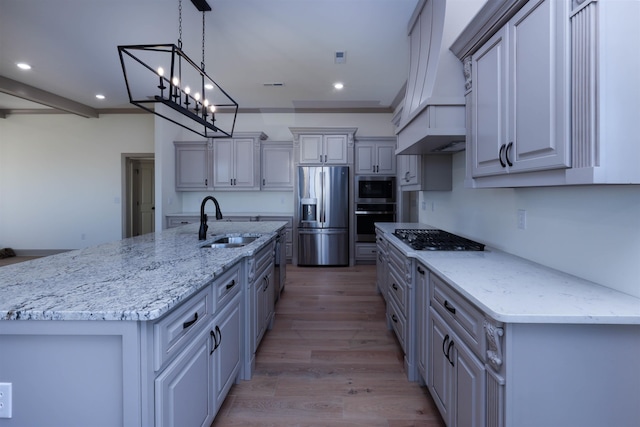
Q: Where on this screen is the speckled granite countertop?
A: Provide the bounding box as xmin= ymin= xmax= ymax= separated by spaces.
xmin=0 ymin=221 xmax=286 ymax=322
xmin=376 ymin=222 xmax=640 ymax=325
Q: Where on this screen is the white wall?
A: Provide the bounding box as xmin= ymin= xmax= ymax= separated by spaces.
xmin=419 ymin=153 xmax=640 ymax=298
xmin=0 ymin=114 xmax=153 ymax=250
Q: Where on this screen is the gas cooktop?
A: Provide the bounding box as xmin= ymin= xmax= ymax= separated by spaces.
xmin=393 ymin=229 xmax=485 ymax=251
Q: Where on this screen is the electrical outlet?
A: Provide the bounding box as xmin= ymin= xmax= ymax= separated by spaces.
xmin=517 ymin=209 xmax=527 ymax=230
xmin=0 ymin=382 xmax=12 ymax=418
xmin=421 ymin=201 xmax=427 ymax=210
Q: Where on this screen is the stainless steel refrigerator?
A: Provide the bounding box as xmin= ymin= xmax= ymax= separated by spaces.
xmin=297 ymin=166 xmax=349 ymax=266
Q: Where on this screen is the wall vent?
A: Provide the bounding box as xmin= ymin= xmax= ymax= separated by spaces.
xmin=263 ymin=82 xmax=285 ymax=87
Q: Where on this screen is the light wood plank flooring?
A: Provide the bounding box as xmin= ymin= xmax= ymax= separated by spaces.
xmin=212 ymin=265 xmax=445 ymax=427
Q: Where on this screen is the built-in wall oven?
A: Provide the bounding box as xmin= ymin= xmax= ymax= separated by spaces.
xmin=355 ymin=176 xmax=396 ymax=242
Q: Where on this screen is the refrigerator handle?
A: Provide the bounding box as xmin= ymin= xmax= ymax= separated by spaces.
xmin=319 ymin=170 xmax=326 ymax=223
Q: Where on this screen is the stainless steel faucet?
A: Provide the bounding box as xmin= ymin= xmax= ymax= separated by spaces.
xmin=199 ymin=196 xmax=223 ymax=240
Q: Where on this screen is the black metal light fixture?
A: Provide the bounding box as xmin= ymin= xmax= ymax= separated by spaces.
xmin=118 ymin=0 xmax=237 ymax=138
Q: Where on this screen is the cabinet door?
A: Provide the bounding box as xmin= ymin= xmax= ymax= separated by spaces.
xmin=416 ymin=264 xmax=428 ymax=384
xmin=429 ymin=308 xmax=453 ymax=426
xmin=212 ymin=139 xmax=234 ymax=187
xmin=398 ymin=154 xmax=420 ymax=186
xmin=454 ymin=338 xmax=486 ymax=427
xmin=263 ymin=264 xmax=275 ymax=330
xmin=324 ymin=135 xmax=348 ymax=164
xmin=508 ymin=0 xmax=569 ymax=173
xmin=233 ymin=138 xmax=256 ymax=187
xmin=262 ymin=144 xmax=293 ymax=189
xmin=155 ymin=325 xmax=214 ymax=427
xmin=299 ymin=135 xmax=323 ymax=163
xmin=376 ymin=143 xmax=396 ymax=174
xmin=213 ymin=294 xmax=241 ymax=411
xmin=175 ymin=142 xmax=211 ymax=190
xmin=472 ymin=27 xmax=509 ymax=178
xmin=355 ymin=143 xmax=375 ymax=174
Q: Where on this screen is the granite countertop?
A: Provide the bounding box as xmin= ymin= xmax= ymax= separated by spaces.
xmin=376 ymin=222 xmax=640 ymax=325
xmin=0 ymin=221 xmax=286 ymax=322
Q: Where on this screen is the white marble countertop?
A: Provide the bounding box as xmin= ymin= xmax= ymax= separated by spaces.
xmin=0 ymin=221 xmax=286 ymax=322
xmin=376 ymin=222 xmax=640 ymax=325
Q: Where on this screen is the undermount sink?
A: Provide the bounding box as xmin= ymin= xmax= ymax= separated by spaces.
xmin=201 ymin=235 xmax=260 ymax=249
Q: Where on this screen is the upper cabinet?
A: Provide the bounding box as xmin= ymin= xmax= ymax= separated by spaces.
xmin=261 ymin=141 xmax=294 ymax=190
xmin=452 ymin=0 xmax=640 ymax=187
xmin=213 ymin=132 xmax=267 ymax=190
xmin=290 ymin=127 xmax=357 ymax=165
xmin=397 ymin=154 xmax=452 ymax=191
xmin=298 ymin=134 xmax=348 ymax=164
xmin=174 ymin=141 xmax=213 ymax=191
xmin=355 ymin=137 xmax=397 ymax=175
xmin=471 ymin=0 xmax=569 ymax=179
xmin=174 ymin=132 xmax=268 ymax=192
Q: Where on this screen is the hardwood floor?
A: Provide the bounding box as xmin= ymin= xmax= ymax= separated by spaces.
xmin=212 ymin=265 xmax=445 ymax=427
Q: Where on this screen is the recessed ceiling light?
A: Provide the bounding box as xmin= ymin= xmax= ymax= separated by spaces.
xmin=96 ymin=94 xmax=105 ymax=100
xmin=334 ymin=82 xmax=344 ymax=90
xmin=204 ymin=83 xmax=214 ymax=90
xmin=17 ymin=63 xmax=31 ymax=70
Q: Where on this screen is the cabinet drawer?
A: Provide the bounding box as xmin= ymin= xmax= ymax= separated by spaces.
xmin=154 ymin=285 xmax=212 ymax=371
xmin=388 ymin=243 xmax=410 ymax=280
xmin=388 ymin=265 xmax=408 ymax=315
xmin=430 ymin=273 xmax=485 ymax=358
xmin=215 ymin=264 xmax=241 ymax=311
xmin=166 ymin=216 xmax=199 ymax=228
xmin=249 ymin=241 xmax=275 ymax=281
xmin=355 ymin=243 xmax=377 ymax=260
xmin=387 ymin=297 xmax=407 ymax=352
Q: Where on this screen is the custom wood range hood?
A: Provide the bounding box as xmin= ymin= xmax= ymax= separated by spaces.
xmin=395 ymin=0 xmax=483 ymax=155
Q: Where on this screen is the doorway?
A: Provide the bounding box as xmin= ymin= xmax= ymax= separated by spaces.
xmin=123 ymin=154 xmax=155 ymax=238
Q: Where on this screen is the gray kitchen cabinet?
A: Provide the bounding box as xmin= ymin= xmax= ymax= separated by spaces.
xmin=429 ymin=308 xmax=485 ymax=427
xmin=298 ymin=134 xmax=348 ymax=164
xmin=375 ymin=229 xmax=388 ymax=299
xmin=154 ymin=262 xmax=241 ymax=427
xmin=174 ymin=141 xmax=213 ymax=191
xmin=453 ymin=0 xmax=640 ymax=186
xmin=258 ymin=215 xmax=293 ymax=262
xmin=355 ymin=137 xmax=396 ymax=175
xmin=355 ymin=242 xmax=377 ymax=263
xmin=470 ymin=0 xmax=569 ymax=180
xmin=397 ymin=154 xmax=452 ymax=191
xmin=213 ymin=132 xmax=267 ymax=190
xmin=243 ymin=240 xmax=275 ymax=379
xmin=386 ymin=242 xmax=418 ymax=381
xmin=154 ymin=320 xmax=215 ymax=427
xmin=212 ymin=293 xmax=242 ymax=412
xmin=261 ymin=141 xmax=294 ymax=190
xmin=415 ymin=262 xmax=428 ymax=385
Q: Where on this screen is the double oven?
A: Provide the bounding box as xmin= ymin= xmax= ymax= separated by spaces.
xmin=355 ymin=175 xmax=396 ymax=242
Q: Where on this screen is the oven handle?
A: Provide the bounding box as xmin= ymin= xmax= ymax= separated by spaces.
xmin=355 ymin=211 xmax=395 ymax=215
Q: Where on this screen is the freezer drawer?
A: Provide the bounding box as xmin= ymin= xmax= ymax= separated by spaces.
xmin=298 ymin=229 xmax=348 ymax=266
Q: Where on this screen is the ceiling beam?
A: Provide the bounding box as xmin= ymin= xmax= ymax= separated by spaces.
xmin=0 ymin=76 xmax=99 ymax=118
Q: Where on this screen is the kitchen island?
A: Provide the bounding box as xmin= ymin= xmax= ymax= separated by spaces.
xmin=376 ymin=222 xmax=640 ymax=427
xmin=0 ymin=221 xmax=286 ymax=427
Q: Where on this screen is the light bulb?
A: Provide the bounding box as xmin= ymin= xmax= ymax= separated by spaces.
xmin=157 ymin=67 xmax=164 ymax=76
xmin=194 ymin=92 xmax=201 ymax=101
xmin=172 ymin=76 xmax=179 ymax=86
xmin=210 ymin=105 xmax=216 ymax=113
xmin=204 ymin=99 xmax=209 ymax=107
xmin=184 ymin=86 xmax=191 ymax=95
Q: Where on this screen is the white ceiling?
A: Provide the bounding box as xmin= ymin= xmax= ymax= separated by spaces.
xmin=0 ymin=0 xmax=417 ymax=115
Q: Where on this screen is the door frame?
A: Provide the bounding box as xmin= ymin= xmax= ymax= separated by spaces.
xmin=121 ymin=153 xmax=155 ymax=239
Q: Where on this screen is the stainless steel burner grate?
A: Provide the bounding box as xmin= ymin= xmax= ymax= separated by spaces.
xmin=393 ymin=229 xmax=485 ymax=251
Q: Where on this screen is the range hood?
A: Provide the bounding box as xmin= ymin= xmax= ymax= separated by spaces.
xmin=395 ymin=0 xmax=484 ymax=155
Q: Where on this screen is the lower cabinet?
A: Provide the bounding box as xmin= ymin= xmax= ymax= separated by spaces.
xmin=153 ymin=263 xmax=242 ymax=427
xmin=154 ymin=323 xmax=215 ymax=427
xmin=429 ymin=308 xmax=485 ymax=427
xmin=244 ymin=240 xmax=276 ymax=379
